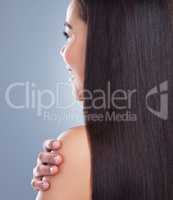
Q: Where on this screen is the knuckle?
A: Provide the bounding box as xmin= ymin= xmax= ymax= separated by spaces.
xmin=47 ymin=155 xmax=53 ymax=163
xmin=38 ymin=152 xmax=43 ymax=161
xmin=44 ymin=166 xmax=50 ymax=174
xmin=43 ymin=139 xmax=49 ymax=149
xmin=37 ymin=165 xmax=41 ymax=173
xmin=34 ymin=165 xmax=40 ymax=177
xmin=50 ymin=150 xmax=57 ymax=156
xmin=39 ymin=165 xmax=49 ymax=175
xmin=49 ymin=140 xmax=54 ymax=149
xmin=33 ymin=166 xmax=37 ymax=176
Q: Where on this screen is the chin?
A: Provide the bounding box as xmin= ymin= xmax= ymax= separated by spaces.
xmin=74 ymin=90 xmax=83 ymax=101
xmin=71 ymin=81 xmax=83 ymax=100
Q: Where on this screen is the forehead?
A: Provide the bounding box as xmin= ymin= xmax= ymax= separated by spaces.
xmin=66 ymin=1 xmax=79 ymax=23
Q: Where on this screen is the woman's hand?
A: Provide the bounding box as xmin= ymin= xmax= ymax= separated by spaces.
xmin=31 ymin=139 xmax=63 ymax=191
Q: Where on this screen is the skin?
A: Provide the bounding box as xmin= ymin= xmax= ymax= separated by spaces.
xmin=36 ymin=126 xmax=91 ymax=200
xmin=60 ymin=0 xmax=87 ymax=101
xmin=31 ymin=0 xmax=88 ymax=193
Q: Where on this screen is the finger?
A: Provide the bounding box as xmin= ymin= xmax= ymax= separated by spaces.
xmin=31 ymin=178 xmax=50 ymax=191
xmin=33 ymin=164 xmax=59 ymax=178
xmin=42 ymin=176 xmax=51 ymax=184
xmin=43 ymin=139 xmax=62 ymax=152
xmin=37 ymin=152 xmax=63 ymax=165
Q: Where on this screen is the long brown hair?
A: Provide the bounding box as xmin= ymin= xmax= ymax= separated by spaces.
xmin=77 ymin=0 xmax=173 ymax=199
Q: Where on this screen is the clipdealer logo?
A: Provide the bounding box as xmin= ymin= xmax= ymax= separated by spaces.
xmin=4 ymin=82 xmax=77 ymax=116
xmin=3 ymin=80 xmax=169 ymax=120
xmin=145 ymin=81 xmax=168 ymax=120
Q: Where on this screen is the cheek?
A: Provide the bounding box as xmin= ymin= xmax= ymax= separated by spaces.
xmin=63 ymin=42 xmax=85 ymax=78
xmin=62 ymin=45 xmax=74 ymax=66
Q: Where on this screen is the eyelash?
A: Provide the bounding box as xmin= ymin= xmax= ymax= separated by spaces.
xmin=63 ymin=31 xmax=70 ymax=40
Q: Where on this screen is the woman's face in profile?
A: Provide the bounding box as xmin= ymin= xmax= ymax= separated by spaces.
xmin=60 ymin=0 xmax=87 ymax=101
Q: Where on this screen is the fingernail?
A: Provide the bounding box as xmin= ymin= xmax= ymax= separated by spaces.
xmin=54 ymin=155 xmax=62 ymax=164
xmin=53 ymin=141 xmax=60 ymax=148
xmin=42 ymin=177 xmax=47 ymax=182
xmin=50 ymin=166 xmax=58 ymax=174
xmin=42 ymin=181 xmax=49 ymax=189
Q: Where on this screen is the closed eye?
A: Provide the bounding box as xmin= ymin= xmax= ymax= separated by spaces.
xmin=63 ymin=31 xmax=70 ymax=40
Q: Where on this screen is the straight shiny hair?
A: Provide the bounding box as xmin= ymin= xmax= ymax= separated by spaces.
xmin=77 ymin=0 xmax=173 ymax=199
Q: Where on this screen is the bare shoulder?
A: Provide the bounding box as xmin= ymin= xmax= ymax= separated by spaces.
xmin=36 ymin=125 xmax=91 ymax=200
xmin=57 ymin=125 xmax=91 ymax=178
xmin=57 ymin=125 xmax=88 ymax=143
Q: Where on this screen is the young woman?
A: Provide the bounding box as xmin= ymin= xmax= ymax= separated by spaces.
xmin=32 ymin=1 xmax=91 ymax=199
xmin=31 ymin=0 xmax=173 ymax=199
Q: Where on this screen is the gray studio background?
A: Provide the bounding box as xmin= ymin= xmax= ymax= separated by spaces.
xmin=0 ymin=0 xmax=84 ymax=199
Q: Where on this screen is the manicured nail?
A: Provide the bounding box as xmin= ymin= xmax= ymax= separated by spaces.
xmin=42 ymin=177 xmax=47 ymax=182
xmin=54 ymin=155 xmax=62 ymax=164
xmin=50 ymin=166 xmax=58 ymax=174
xmin=42 ymin=181 xmax=49 ymax=189
xmin=53 ymin=141 xmax=60 ymax=148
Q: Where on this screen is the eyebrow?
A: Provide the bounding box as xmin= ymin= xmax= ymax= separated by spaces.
xmin=64 ymin=22 xmax=73 ymax=30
